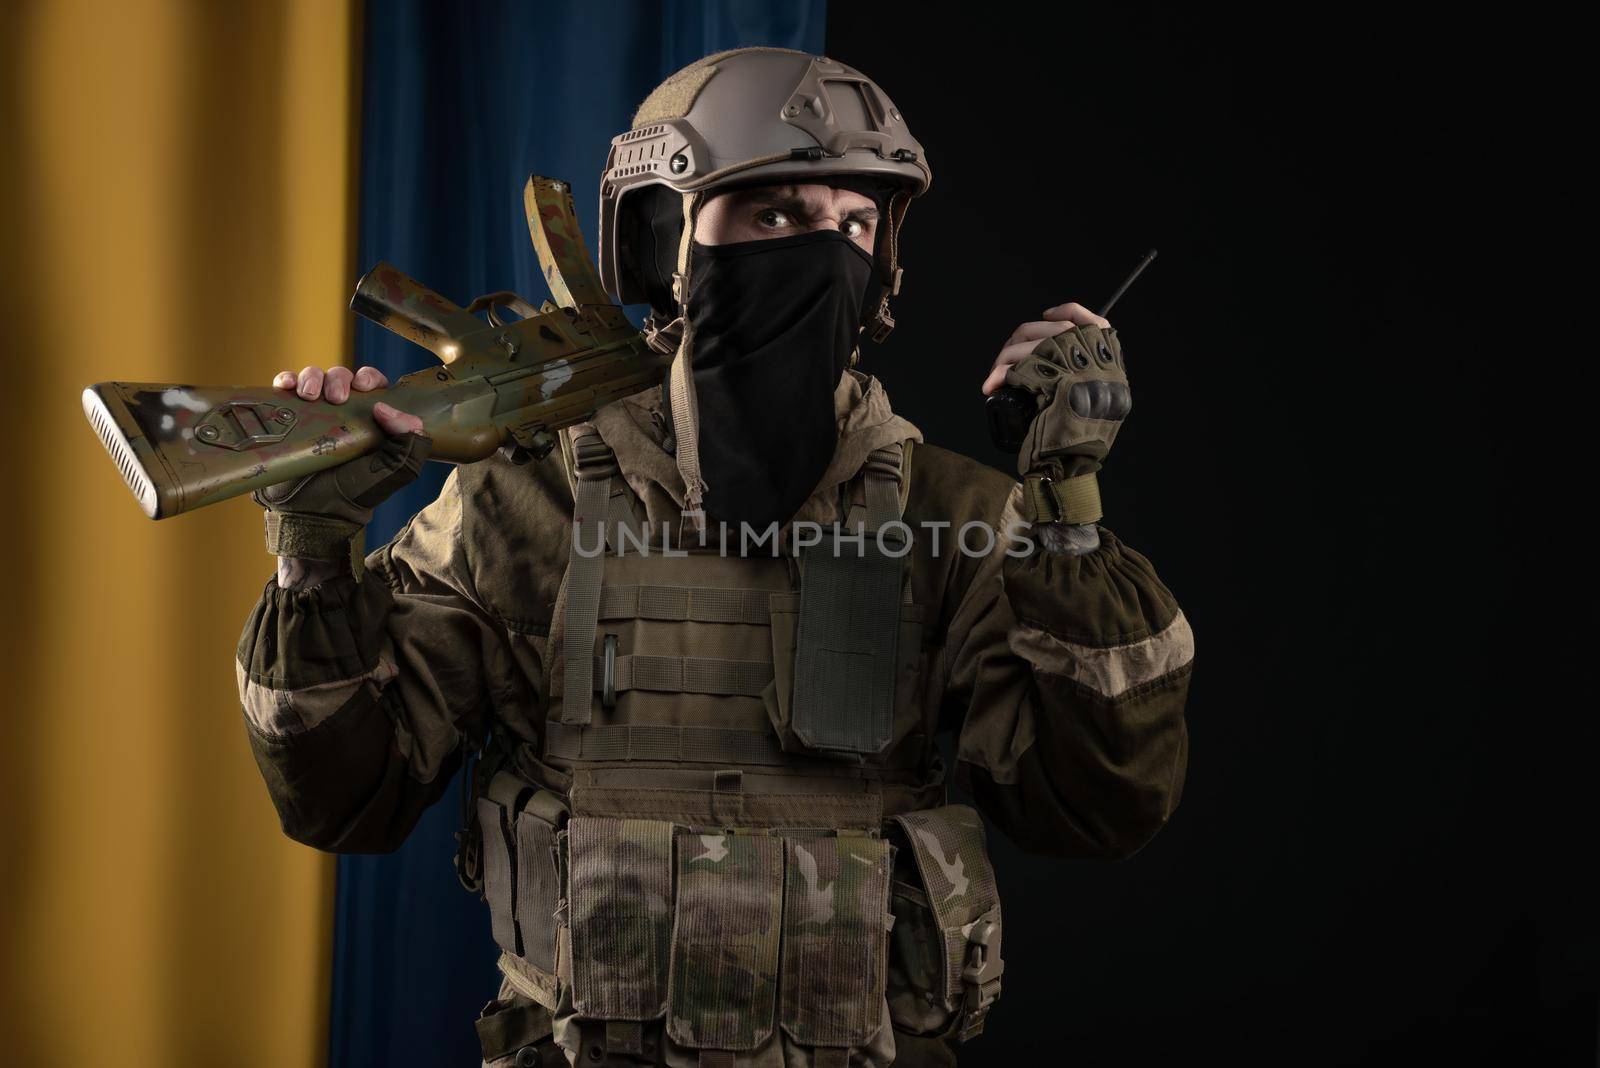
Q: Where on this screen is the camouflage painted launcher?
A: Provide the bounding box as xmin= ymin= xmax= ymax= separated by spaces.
xmin=84 ymin=176 xmax=669 ymax=519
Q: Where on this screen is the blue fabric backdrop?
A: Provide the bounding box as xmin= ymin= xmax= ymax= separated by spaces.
xmin=339 ymin=3 xmax=825 ymax=1065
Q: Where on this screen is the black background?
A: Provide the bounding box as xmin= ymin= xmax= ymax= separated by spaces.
xmin=828 ymin=6 xmax=1586 ymax=1066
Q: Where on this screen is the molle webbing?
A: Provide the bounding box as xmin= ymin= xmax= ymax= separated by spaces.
xmin=593 ymin=653 xmax=771 ymax=697
xmin=568 ymin=786 xmax=882 ymax=835
xmin=545 ymin=719 xmax=790 ymax=766
xmin=598 ymin=583 xmax=772 ymax=625
xmin=561 ymin=426 xmax=618 ymax=726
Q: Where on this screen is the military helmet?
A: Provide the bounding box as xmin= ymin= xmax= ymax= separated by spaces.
xmin=598 ymin=47 xmax=931 ymax=337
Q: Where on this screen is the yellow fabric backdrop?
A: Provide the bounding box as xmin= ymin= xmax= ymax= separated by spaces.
xmin=1 ymin=2 xmax=357 ymax=1063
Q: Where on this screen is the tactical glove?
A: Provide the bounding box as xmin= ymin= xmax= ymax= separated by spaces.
xmin=251 ymin=431 xmax=432 ymax=579
xmin=1007 ymin=323 xmax=1130 ymax=526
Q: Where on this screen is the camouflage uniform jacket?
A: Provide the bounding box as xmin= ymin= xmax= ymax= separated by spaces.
xmin=237 ymin=368 xmax=1192 ymax=861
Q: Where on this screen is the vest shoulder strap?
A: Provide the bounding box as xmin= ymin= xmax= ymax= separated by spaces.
xmin=561 ymin=424 xmax=617 ymax=727
xmin=846 ymin=438 xmax=915 ymax=531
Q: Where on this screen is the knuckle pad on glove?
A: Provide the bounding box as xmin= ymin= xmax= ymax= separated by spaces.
xmin=335 ymin=432 xmax=432 ymax=510
xmin=1015 ymin=325 xmax=1134 ymax=479
xmin=1005 ymin=354 xmax=1066 ymax=394
xmin=251 ymin=474 xmax=314 ymax=509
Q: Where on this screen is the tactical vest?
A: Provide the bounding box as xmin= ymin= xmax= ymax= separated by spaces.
xmin=466 ymin=425 xmax=1005 ymax=1067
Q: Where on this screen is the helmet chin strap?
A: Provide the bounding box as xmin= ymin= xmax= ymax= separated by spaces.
xmin=667 ymin=190 xmax=708 ymax=528
xmin=870 ymin=188 xmax=911 ymax=343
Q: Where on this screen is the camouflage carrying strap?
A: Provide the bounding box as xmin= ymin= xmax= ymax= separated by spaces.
xmin=790 ymin=443 xmax=907 ymax=755
xmin=1022 ymin=471 xmax=1102 ymax=525
xmin=544 ymin=719 xmax=790 ymax=765
xmin=562 ymin=426 xmax=618 ymax=726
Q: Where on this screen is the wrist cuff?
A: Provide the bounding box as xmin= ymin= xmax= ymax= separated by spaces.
xmin=1022 ymin=472 xmax=1102 ymax=525
xmin=264 ymin=512 xmax=366 ymax=579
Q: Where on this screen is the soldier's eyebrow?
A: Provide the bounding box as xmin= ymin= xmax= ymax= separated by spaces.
xmin=732 ymin=186 xmax=809 ymax=215
xmin=734 ymin=186 xmax=879 ymax=222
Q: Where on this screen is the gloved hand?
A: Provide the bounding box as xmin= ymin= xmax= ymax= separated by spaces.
xmin=1005 ymin=323 xmax=1130 ymax=525
xmin=253 ymin=364 xmax=431 ymax=579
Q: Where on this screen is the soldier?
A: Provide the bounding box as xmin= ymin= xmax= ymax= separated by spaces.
xmin=238 ymin=49 xmax=1193 ymax=1067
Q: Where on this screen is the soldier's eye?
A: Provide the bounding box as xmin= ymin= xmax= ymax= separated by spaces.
xmin=842 ymin=219 xmax=865 ymax=239
xmin=755 ymin=209 xmax=793 ymax=230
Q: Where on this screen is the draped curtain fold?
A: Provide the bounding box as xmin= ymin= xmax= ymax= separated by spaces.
xmin=2 ymin=1 xmax=357 ymax=1065
xmin=0 ymin=3 xmax=823 ymax=1065
xmin=341 ymin=3 xmax=824 ymax=1066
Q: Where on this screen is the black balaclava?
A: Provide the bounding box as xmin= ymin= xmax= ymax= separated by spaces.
xmin=683 ymin=228 xmax=883 ymax=528
xmin=633 ymin=176 xmax=895 ymax=529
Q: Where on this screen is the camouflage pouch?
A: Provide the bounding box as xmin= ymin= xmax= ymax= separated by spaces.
xmin=477 ymin=776 xmax=567 ymax=1010
xmin=887 ymin=877 xmax=952 ymax=1036
xmin=477 ymin=773 xmax=524 ymax=957
xmin=567 ymin=817 xmax=675 ymax=1022
xmin=779 ymin=835 xmax=893 ymax=1050
xmin=516 ymin=798 xmax=564 ymax=980
xmin=890 ymin=806 xmax=1004 ymax=1040
xmin=666 ymin=829 xmax=784 ymax=1051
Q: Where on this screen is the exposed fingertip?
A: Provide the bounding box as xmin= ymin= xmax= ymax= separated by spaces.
xmin=373 ymin=401 xmax=392 ymax=416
